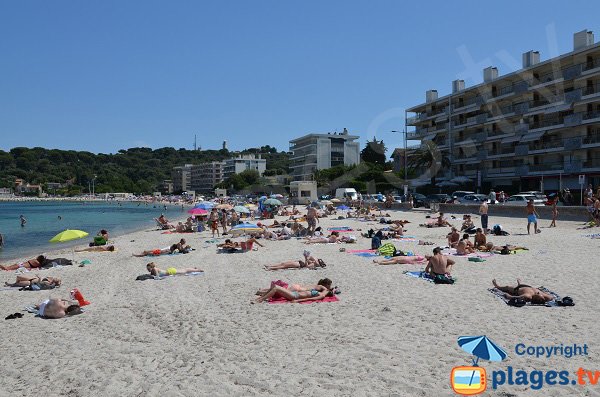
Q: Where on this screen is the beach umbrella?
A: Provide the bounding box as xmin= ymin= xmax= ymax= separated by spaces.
xmin=49 ymin=229 xmax=89 ymax=243
xmin=320 ymin=200 xmax=333 ymax=205
xmin=194 ymin=202 xmax=214 ymax=210
xmin=337 ymin=205 xmax=351 ymax=211
xmin=230 ymin=222 xmax=263 ymax=235
xmin=49 ymin=229 xmax=89 ymax=261
xmin=270 ymin=194 xmax=284 ymax=198
xmin=263 ymin=198 xmax=282 ymax=206
xmin=330 ymin=198 xmax=341 ymax=203
xmin=244 ymin=203 xmax=257 ymax=209
xmin=187 ymin=208 xmax=208 ymax=215
xmin=215 ymin=204 xmax=233 ymax=210
xmin=458 ymin=336 xmax=507 ymax=364
xmin=233 ymin=205 xmax=250 ymax=214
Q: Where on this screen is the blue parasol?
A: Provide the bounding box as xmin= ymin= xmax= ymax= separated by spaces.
xmin=337 ymin=205 xmax=351 ymax=211
xmin=194 ymin=202 xmax=214 ymax=210
xmin=458 ymin=335 xmax=507 ymax=387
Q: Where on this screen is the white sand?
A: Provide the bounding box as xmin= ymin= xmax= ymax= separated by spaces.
xmin=0 ymin=209 xmax=597 ymax=396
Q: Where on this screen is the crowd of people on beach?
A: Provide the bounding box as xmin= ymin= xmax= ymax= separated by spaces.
xmin=1 ymin=186 xmax=584 ymax=319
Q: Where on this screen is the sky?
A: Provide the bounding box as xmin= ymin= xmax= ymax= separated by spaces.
xmin=1 ymin=0 xmax=599 ymax=155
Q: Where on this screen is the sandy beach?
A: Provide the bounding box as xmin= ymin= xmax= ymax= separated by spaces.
xmin=0 ymin=208 xmax=597 ymax=397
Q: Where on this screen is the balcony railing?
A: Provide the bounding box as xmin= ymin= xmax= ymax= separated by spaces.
xmin=528 ymin=163 xmax=565 ymax=172
xmin=583 ymin=133 xmax=600 ymax=144
xmin=530 ymin=95 xmax=563 ymax=109
xmin=583 ymin=83 xmax=600 ymax=96
xmin=584 ymin=58 xmax=600 ymax=71
xmin=530 ymin=117 xmax=564 ymax=130
xmin=583 ymin=111 xmax=600 ymax=121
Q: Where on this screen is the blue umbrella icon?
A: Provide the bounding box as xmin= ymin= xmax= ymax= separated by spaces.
xmin=458 ymin=335 xmax=507 ymax=386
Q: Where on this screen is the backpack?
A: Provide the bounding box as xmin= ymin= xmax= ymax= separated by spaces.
xmin=371 ymin=236 xmax=382 ymax=250
xmin=377 ymin=243 xmax=396 ymax=257
xmin=433 ymin=274 xmax=455 ymax=284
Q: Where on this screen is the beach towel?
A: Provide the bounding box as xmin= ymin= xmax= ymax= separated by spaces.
xmin=353 ymin=252 xmax=379 ymax=258
xmin=161 ymin=231 xmax=194 ymax=234
xmin=404 ymin=271 xmax=456 ymax=284
xmin=488 ymin=287 xmax=563 ymax=307
xmin=268 ymin=295 xmax=339 ymax=304
xmin=404 ymin=271 xmax=435 ymax=283
xmin=155 ymin=272 xmax=205 ymax=280
xmin=392 ymin=237 xmax=419 ymax=243
xmin=442 ymin=248 xmax=493 ymax=258
xmin=346 ymin=249 xmax=377 ymax=254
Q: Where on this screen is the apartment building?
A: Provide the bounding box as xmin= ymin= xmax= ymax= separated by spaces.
xmin=407 ymin=29 xmax=600 ymax=191
xmin=289 ymin=129 xmax=361 ymax=181
xmin=190 ymin=161 xmax=224 ymax=193
xmin=171 ymin=164 xmax=193 ymax=193
xmin=222 ymin=154 xmax=266 ymax=180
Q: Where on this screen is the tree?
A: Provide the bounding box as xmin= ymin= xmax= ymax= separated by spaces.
xmin=361 ymin=137 xmax=387 ymax=165
xmin=407 ymin=141 xmax=450 ymax=186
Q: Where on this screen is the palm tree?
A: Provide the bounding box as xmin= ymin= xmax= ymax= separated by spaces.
xmin=407 ymin=141 xmax=451 ymax=186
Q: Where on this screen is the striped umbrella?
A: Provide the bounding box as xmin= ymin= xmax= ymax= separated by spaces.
xmin=230 ymin=222 xmax=262 ymax=235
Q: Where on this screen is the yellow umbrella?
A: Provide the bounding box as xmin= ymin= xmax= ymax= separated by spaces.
xmin=49 ymin=229 xmax=89 ymax=243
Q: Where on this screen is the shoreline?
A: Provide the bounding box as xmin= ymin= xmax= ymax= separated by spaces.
xmin=0 ymin=202 xmax=192 ymax=263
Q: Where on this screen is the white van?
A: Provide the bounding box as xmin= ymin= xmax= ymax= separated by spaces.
xmin=335 ymin=188 xmax=358 ymax=201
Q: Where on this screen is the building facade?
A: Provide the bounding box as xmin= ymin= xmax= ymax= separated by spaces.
xmin=191 ymin=162 xmax=225 ymax=193
xmin=222 ymin=154 xmax=266 ymax=180
xmin=407 ymin=29 xmax=600 ymax=192
xmin=289 ymin=130 xmax=361 ymax=181
xmin=171 ymin=165 xmax=193 ymax=193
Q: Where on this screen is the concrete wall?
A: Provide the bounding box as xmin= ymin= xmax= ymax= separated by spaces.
xmin=438 ymin=203 xmax=589 ymax=221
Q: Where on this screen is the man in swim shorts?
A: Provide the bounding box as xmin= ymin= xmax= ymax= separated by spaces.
xmin=424 ymin=247 xmax=455 ymax=276
xmin=526 ymin=199 xmax=540 ymax=234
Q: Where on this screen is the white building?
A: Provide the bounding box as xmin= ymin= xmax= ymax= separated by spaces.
xmin=223 ymin=154 xmax=266 ymax=180
xmin=289 ymin=130 xmax=361 ymax=181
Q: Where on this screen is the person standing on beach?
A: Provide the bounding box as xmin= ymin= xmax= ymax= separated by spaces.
xmin=19 ymin=215 xmax=27 ymax=227
xmin=306 ymin=206 xmax=318 ymax=236
xmin=526 ymin=199 xmax=540 ymax=234
xmin=488 ymin=189 xmax=496 ymax=205
xmin=208 ymin=208 xmax=220 ymax=238
xmin=479 ymin=200 xmax=489 ymax=233
xmin=549 ymin=196 xmax=558 ymax=227
xmin=220 ymin=209 xmax=228 ymax=235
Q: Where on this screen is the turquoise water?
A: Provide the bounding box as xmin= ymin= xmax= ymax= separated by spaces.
xmin=0 ymin=201 xmax=188 ymax=261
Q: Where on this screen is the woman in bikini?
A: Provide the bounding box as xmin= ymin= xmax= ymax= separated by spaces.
xmin=146 ymin=262 xmax=203 ymax=277
xmin=0 ymin=255 xmax=46 ymax=271
xmin=372 ymin=255 xmax=426 ymax=265
xmin=76 ymin=245 xmax=116 ymax=252
xmin=5 ymin=274 xmax=61 ymax=288
xmin=253 ymin=278 xmax=333 ymax=303
xmin=304 ymin=231 xmax=339 ymax=244
xmin=264 ymin=251 xmax=326 ymax=270
xmin=132 ymin=244 xmax=178 ymax=257
xmin=492 ymin=279 xmax=554 ymax=304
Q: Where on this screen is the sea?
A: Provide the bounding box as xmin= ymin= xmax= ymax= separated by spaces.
xmin=0 ymin=201 xmax=189 ymax=261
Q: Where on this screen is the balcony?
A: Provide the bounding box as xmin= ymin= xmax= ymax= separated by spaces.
xmin=583 ymin=111 xmax=600 ymax=122
xmin=528 ymin=163 xmax=565 ymax=172
xmin=529 ymin=117 xmax=564 ymax=131
xmin=582 ymin=83 xmax=600 ymax=98
xmin=583 ymin=157 xmax=600 ymax=169
xmin=583 ymin=133 xmax=600 ymax=145
xmin=583 ymin=58 xmax=600 ymax=73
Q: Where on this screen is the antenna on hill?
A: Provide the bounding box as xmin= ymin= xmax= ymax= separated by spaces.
xmin=194 ymin=134 xmax=197 ymax=151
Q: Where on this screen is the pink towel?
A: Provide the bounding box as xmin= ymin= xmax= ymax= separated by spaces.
xmin=268 ymin=295 xmax=340 ymax=304
xmin=346 ymin=249 xmax=376 ymax=254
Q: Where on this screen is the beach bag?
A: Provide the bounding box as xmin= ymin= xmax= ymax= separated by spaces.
xmin=371 ymin=236 xmax=382 ymax=250
xmin=433 ymin=274 xmax=455 ymax=284
xmin=377 ymin=243 xmax=396 ymax=257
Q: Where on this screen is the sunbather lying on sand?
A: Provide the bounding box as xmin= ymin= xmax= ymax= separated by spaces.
xmin=253 ymin=278 xmax=333 ymax=303
xmin=372 ymin=255 xmax=426 ymax=265
xmin=480 ymin=243 xmax=528 ymax=252
xmin=133 ymin=239 xmax=191 ymax=257
xmin=75 ymin=245 xmax=116 ymax=252
xmin=35 ymin=298 xmax=82 ymax=319
xmin=5 ymin=274 xmax=61 ymax=288
xmin=146 ymin=262 xmax=203 ymax=277
xmin=264 ymin=250 xmax=326 ymax=270
xmin=0 ymin=255 xmax=46 ymax=271
xmin=304 ymin=231 xmax=339 ymax=244
xmin=492 ymin=279 xmax=554 ymax=304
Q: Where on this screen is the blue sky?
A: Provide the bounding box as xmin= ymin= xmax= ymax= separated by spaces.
xmin=1 ymin=0 xmax=598 ymax=154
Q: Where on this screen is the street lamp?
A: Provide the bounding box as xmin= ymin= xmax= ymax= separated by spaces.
xmin=390 ymin=128 xmax=408 ymax=182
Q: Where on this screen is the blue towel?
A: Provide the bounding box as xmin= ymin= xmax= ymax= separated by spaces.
xmin=354 ymin=252 xmax=379 ymax=258
xmin=403 ymin=271 xmax=434 ymax=283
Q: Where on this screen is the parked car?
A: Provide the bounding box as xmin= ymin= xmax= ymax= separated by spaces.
xmin=504 ymin=194 xmax=545 ymax=206
xmin=518 ymin=191 xmax=547 ymax=201
xmin=411 ymin=193 xmax=428 ymax=208
xmin=392 ymin=195 xmax=403 ymax=203
xmin=451 ymin=191 xmax=475 ymax=200
xmin=457 ymin=194 xmax=490 ymax=204
xmin=424 ymin=194 xmax=453 ymax=208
